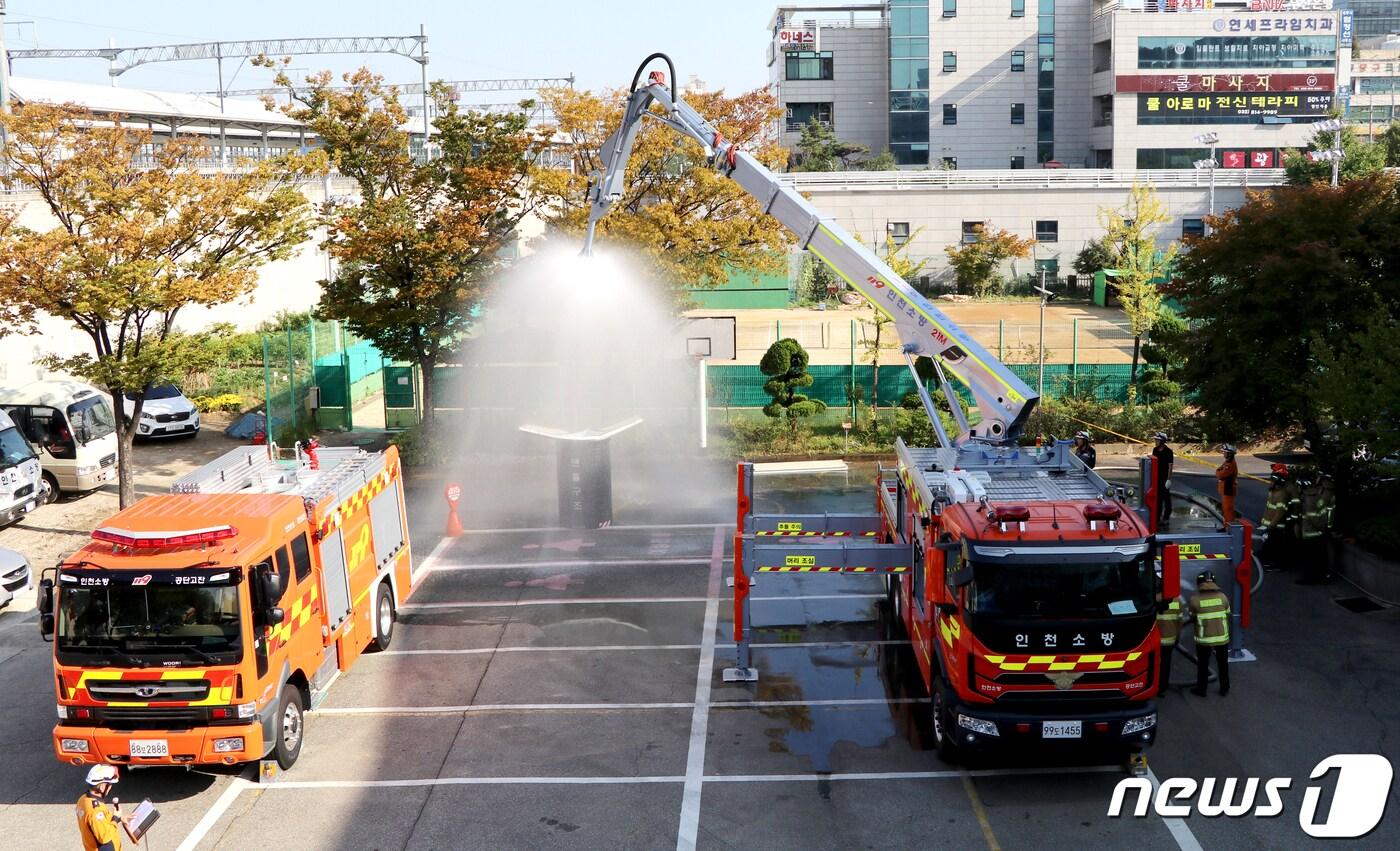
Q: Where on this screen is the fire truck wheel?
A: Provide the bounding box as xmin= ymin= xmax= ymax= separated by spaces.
xmin=274 ymin=685 xmax=305 ymax=770
xmin=371 ymin=584 xmax=395 ymax=652
xmin=931 ymin=677 xmax=960 ymax=764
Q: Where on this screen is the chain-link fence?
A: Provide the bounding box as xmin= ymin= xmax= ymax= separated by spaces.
xmin=258 ymin=319 xmax=385 ymax=442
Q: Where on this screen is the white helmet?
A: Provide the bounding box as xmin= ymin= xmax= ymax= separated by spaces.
xmin=85 ymin=764 xmax=119 ymax=786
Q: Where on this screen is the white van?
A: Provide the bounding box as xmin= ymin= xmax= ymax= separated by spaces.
xmin=0 ymin=408 xmax=45 ymax=524
xmin=0 ymin=382 xmax=118 ymax=500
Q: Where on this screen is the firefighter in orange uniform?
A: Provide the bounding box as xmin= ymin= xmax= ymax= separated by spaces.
xmin=75 ymin=764 xmax=127 ymax=851
xmin=1215 ymin=444 xmax=1239 ymax=530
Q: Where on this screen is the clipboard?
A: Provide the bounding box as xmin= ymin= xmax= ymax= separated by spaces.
xmin=123 ymin=798 xmax=161 ymax=843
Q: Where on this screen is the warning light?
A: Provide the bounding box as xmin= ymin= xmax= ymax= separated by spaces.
xmin=92 ymin=525 xmax=238 ymax=548
xmin=1083 ymin=504 xmax=1122 ymax=521
xmin=993 ymin=505 xmax=1031 ymax=523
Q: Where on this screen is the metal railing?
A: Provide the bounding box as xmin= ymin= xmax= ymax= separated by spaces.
xmin=783 ymin=167 xmax=1288 ymax=190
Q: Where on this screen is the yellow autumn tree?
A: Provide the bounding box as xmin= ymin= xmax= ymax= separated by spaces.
xmin=534 ymin=85 xmax=793 ymax=297
xmin=0 ymin=103 xmax=322 ymax=506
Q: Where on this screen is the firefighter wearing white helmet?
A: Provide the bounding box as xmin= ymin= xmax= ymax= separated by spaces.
xmin=1214 ymin=444 xmax=1239 ymax=530
xmin=1072 ymin=430 xmax=1097 ymax=469
xmin=75 ymin=764 xmax=128 ymax=851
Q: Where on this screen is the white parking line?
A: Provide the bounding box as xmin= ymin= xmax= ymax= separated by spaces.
xmin=375 ymin=639 xmax=905 ymax=656
xmin=677 ymin=526 xmax=726 ymax=851
xmin=1147 ymin=767 xmax=1206 ymax=851
xmin=259 ymin=775 xmax=688 ymax=789
xmin=401 ymin=593 xmax=878 ymax=610
xmin=315 ymin=701 xmax=696 ymax=714
xmin=174 ymin=776 xmax=253 ymax=851
xmin=427 ymin=557 xmax=719 ymax=572
xmin=711 ymin=698 xmax=928 ymax=708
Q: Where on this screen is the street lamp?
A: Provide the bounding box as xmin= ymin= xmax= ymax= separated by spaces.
xmin=1193 ymin=132 xmax=1219 ymax=234
xmin=1032 ymin=254 xmax=1059 ymax=399
xmin=1311 ymin=119 xmax=1345 ymax=187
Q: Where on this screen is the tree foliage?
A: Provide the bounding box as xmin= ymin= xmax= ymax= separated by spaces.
xmin=534 ymin=85 xmax=791 ymax=296
xmin=278 ymin=67 xmax=543 ymax=419
xmin=943 ymin=224 xmax=1035 ymax=297
xmin=0 ymin=102 xmax=320 ymax=505
xmin=1284 ymin=120 xmax=1387 ymax=185
xmin=1100 ymin=182 xmax=1178 ymax=387
xmin=797 ymin=252 xmax=838 ymax=303
xmin=1073 ymin=235 xmax=1117 ymax=276
xmin=1172 ymin=173 xmax=1400 ymax=491
xmin=789 ymin=117 xmax=869 ymax=172
xmin=760 ymin=337 xmax=826 ymax=435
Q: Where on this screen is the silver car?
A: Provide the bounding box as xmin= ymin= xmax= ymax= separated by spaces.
xmin=0 ymin=547 xmax=30 ymax=610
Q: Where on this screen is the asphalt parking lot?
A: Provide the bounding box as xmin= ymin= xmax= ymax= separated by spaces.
xmin=2 ymin=464 xmax=1398 ymax=850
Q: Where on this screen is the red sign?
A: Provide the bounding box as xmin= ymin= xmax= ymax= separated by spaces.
xmin=1117 ymin=72 xmax=1333 ymax=94
xmin=1251 ymin=150 xmax=1275 ymax=168
xmin=445 ymin=484 xmax=461 ymax=504
xmin=1222 ymin=151 xmax=1247 ymax=169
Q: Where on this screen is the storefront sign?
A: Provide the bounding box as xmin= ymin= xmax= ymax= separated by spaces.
xmin=1138 ymin=91 xmax=1332 ymax=121
xmin=1220 ymin=149 xmax=1277 ymax=168
xmin=1248 ymin=0 xmax=1333 ymax=10
xmin=776 ymin=27 xmax=817 ymax=50
xmin=1212 ymin=15 xmax=1334 ymax=31
xmin=1353 ymin=61 xmax=1400 ymax=76
xmin=1118 ymin=72 xmax=1332 ymax=92
xmin=1340 ymin=9 xmax=1354 ymax=46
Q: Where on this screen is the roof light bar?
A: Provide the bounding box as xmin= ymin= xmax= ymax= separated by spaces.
xmin=993 ymin=505 xmax=1031 ymax=523
xmin=92 ymin=525 xmax=238 ymax=549
xmin=1083 ymin=504 xmax=1122 ymax=521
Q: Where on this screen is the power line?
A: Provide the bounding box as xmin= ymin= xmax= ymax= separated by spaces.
xmin=217 ymin=75 xmax=574 ymax=99
xmin=8 ymin=34 xmax=428 ymax=77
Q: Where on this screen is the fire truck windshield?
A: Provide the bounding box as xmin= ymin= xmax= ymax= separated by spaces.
xmin=966 ymin=557 xmax=1155 ymax=619
xmin=56 ymin=573 xmax=242 ymax=665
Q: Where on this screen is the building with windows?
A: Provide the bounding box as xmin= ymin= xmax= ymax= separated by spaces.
xmin=768 ymin=1 xmax=1341 ymax=169
xmin=1340 ymin=1 xmax=1400 ymax=38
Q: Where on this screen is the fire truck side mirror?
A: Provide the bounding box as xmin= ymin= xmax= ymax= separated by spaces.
xmin=265 ymin=607 xmax=286 ymax=627
xmin=36 ymin=577 xmax=53 ymax=615
xmin=948 ymin=562 xmax=974 ymax=588
xmin=258 ymin=567 xmax=283 ymax=602
xmin=936 ymin=602 xmax=959 ymax=617
xmin=39 ymin=613 xmax=55 ymax=641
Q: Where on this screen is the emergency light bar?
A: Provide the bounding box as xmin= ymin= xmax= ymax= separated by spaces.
xmin=1083 ymin=502 xmax=1122 ymax=531
xmin=92 ymin=525 xmax=238 ymax=548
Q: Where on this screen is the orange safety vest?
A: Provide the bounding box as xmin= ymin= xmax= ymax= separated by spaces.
xmin=75 ymin=791 xmax=123 ymax=851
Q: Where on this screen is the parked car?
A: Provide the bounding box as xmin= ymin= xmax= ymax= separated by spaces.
xmin=0 ymin=408 xmax=45 ymax=524
xmin=0 ymin=381 xmax=115 ymax=503
xmin=126 ymin=383 xmax=200 ymax=440
xmin=0 ymin=547 xmax=31 ymax=610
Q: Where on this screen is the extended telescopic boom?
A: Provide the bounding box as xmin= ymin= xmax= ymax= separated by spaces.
xmin=583 ymin=54 xmax=1038 ymax=444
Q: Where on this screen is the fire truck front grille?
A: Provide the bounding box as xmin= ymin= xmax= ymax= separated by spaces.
xmin=88 ymin=680 xmax=210 ymax=703
xmin=99 ymin=707 xmax=206 ymax=730
xmin=993 ymin=690 xmax=1129 ymax=706
xmin=994 ymin=671 xmax=1133 ymax=687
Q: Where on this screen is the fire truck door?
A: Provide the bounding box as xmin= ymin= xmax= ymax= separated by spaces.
xmin=318 ymin=529 xmax=353 ymax=631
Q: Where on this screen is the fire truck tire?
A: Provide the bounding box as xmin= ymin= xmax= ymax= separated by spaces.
xmin=931 ymin=677 xmax=960 ymax=764
xmin=274 ymin=685 xmax=305 ymax=770
xmin=370 ymin=583 xmax=395 ymax=652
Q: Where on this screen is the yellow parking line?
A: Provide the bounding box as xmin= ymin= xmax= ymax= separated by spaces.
xmin=960 ymin=770 xmax=1002 ymax=851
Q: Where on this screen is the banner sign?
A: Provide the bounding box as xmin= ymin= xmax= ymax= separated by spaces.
xmin=1118 ymin=72 xmax=1332 ymax=92
xmin=776 ymin=27 xmax=817 ymax=50
xmin=1353 ymin=61 xmax=1400 ymax=76
xmin=1212 ymin=15 xmax=1335 ymax=31
xmin=1138 ymin=91 xmax=1332 ymax=121
xmin=1341 ymin=10 xmax=1354 ymax=46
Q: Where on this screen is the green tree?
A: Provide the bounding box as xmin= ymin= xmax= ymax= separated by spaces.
xmin=862 ymin=149 xmax=898 ymax=171
xmin=1101 ymin=182 xmax=1178 ymax=388
xmin=1284 ymin=120 xmax=1386 ymax=185
xmin=1379 ymin=121 xmax=1400 ymax=167
xmin=0 ymin=103 xmax=319 ymax=506
xmin=790 ymin=118 xmax=868 ymax=172
xmin=797 ymin=252 xmax=838 ymax=303
xmin=1173 ymin=173 xmax=1400 ymax=492
xmin=1073 ymin=235 xmax=1117 ymax=277
xmin=280 ymin=68 xmax=542 ymax=421
xmin=760 ymin=337 xmax=826 ymax=436
xmin=943 ymin=224 xmax=1035 ymax=297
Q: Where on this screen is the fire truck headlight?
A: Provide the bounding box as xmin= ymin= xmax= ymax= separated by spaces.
xmin=213 ymin=737 xmax=245 ymax=753
xmin=57 ymin=704 xmax=68 ymax=720
xmin=957 ymin=714 xmax=999 ymax=737
xmin=60 ymin=738 xmax=89 ymax=753
xmin=236 ymin=702 xmax=257 ymax=719
xmin=1122 ymin=713 xmax=1157 ymax=736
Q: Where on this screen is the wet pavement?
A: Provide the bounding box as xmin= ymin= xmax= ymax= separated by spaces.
xmin=2 ymin=464 xmax=1397 ymax=849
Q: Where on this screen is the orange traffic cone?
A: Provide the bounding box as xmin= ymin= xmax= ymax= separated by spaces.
xmin=444 ymin=483 xmax=464 ymax=538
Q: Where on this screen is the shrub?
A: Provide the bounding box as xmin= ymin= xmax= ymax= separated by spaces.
xmin=192 ymin=393 xmax=246 ymax=413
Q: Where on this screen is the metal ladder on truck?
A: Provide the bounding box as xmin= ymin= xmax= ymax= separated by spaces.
xmin=723 ymin=461 xmax=912 ymax=683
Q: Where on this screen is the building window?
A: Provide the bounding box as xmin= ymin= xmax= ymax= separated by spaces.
xmin=893 ymin=144 xmax=930 ymax=165
xmin=889 ymin=221 xmax=911 ymax=244
xmin=1034 ymin=220 xmax=1058 ymax=242
xmin=891 ymin=58 xmax=931 ymax=90
xmin=962 ymin=221 xmax=982 ymax=244
xmin=1011 ymin=155 xmax=1025 ymax=169
xmin=1182 ymin=218 xmax=1206 ymax=239
xmin=943 ymin=103 xmax=957 ymax=125
xmin=943 ymin=0 xmax=957 ymax=17
xmin=1012 ymin=0 xmax=1025 ymax=17
xmin=1137 ymin=36 xmax=1337 ymax=70
xmin=785 ymin=51 xmax=834 ymax=81
xmin=1011 ymin=103 xmax=1025 ymax=124
xmin=1034 ymin=257 xmax=1059 ymax=278
xmin=786 ymin=102 xmax=833 ymax=132
xmin=943 ymin=51 xmax=957 ymax=72
xmin=1011 ymin=50 xmax=1026 ymax=71
xmin=942 ymin=156 xmax=958 ymax=169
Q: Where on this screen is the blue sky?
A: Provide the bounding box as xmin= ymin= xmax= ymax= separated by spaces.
xmin=4 ymin=1 xmax=799 ymax=99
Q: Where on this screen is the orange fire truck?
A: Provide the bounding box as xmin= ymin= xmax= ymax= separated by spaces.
xmin=38 ymin=443 xmax=416 ymax=770
xmin=584 ymin=54 xmax=1254 ymax=764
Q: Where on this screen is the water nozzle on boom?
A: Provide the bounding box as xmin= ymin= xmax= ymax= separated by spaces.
xmin=582 ymin=53 xmax=1039 ymax=444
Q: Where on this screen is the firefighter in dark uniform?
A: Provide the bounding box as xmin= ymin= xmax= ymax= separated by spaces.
xmin=1259 ymin=463 xmax=1298 ymax=572
xmin=1189 ymin=571 xmax=1231 ymax=697
xmin=1073 ymin=431 xmax=1097 ymax=469
xmin=1157 ymin=590 xmax=1182 ymax=694
xmin=1296 ymin=468 xmax=1335 ymax=585
xmin=76 ymin=764 xmax=128 ymax=851
xmin=1151 ymin=432 xmax=1175 ymax=528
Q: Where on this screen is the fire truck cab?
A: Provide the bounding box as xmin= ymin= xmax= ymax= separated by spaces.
xmin=38 ymin=444 xmax=415 ymax=770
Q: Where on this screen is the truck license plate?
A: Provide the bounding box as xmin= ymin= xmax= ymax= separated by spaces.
xmin=1042 ymin=721 xmax=1082 ymax=739
xmin=129 ymin=739 xmax=168 ymax=757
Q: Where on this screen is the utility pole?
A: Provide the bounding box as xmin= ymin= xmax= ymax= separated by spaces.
xmin=0 ymin=0 xmax=10 ymax=114
xmin=1036 ymin=269 xmax=1049 ymax=400
xmin=418 ymin=24 xmax=430 ymax=160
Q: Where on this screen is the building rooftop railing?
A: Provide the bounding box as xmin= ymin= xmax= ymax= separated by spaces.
xmin=783 ymin=167 xmax=1289 ymax=191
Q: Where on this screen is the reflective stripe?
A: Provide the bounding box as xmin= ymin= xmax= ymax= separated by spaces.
xmin=1196 ymin=611 xmax=1229 ymax=620
xmin=1196 ymin=635 xmax=1230 ymax=646
xmin=1198 ymin=598 xmax=1225 ymax=608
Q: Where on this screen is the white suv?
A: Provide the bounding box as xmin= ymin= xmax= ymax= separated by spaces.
xmin=129 ymin=384 xmax=201 ymax=439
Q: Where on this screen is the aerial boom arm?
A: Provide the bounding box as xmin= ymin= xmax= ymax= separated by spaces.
xmin=584 ymin=63 xmax=1038 ymax=443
